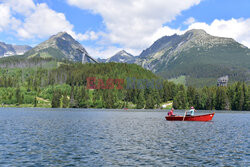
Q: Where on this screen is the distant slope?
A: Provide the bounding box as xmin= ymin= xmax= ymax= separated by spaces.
xmin=106 ymin=50 xmax=136 ymax=63
xmin=25 ymin=32 xmax=97 ymax=63
xmin=0 ymin=42 xmax=31 ymax=57
xmin=0 ymin=32 xmax=98 ymax=68
xmin=136 ymin=29 xmax=250 ymax=86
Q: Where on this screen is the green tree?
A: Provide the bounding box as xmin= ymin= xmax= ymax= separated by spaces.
xmin=173 ymin=90 xmax=187 ymax=109
xmin=62 ymin=93 xmax=69 ymax=108
xmin=136 ymin=89 xmax=145 ymax=109
xmin=215 ymin=87 xmax=227 ymax=110
xmin=15 ymin=87 xmax=23 ymax=105
xmin=145 ymin=95 xmax=155 ymax=109
xmin=33 ymin=96 xmax=38 ymax=107
xmin=232 ymin=82 xmax=244 ymax=110
xmin=187 ymin=86 xmax=196 ymax=107
xmin=51 ymin=90 xmax=61 ymax=108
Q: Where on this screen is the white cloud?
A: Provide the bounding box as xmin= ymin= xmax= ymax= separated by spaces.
xmin=86 ymin=46 xmax=122 ymax=59
xmin=89 ymin=17 xmax=250 ymax=58
xmin=0 ymin=4 xmax=11 ymax=32
xmin=184 ymin=17 xmax=196 ymax=25
xmin=17 ymin=3 xmax=74 ymax=39
xmin=67 ymin=0 xmax=201 ymax=50
xmin=0 ymin=0 xmax=95 ymax=41
xmin=0 ymin=3 xmax=22 ymax=32
xmin=187 ymin=18 xmax=250 ymax=48
xmin=86 ymin=46 xmax=141 ymax=59
xmin=3 ymin=0 xmax=35 ymax=16
xmin=77 ymin=31 xmax=99 ymax=41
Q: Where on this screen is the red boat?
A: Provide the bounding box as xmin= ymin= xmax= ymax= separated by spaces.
xmin=165 ymin=112 xmax=215 ymax=122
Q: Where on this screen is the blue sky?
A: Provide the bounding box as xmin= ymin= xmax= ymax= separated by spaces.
xmin=0 ymin=0 xmax=249 ymax=58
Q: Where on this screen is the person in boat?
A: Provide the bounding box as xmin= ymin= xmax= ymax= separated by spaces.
xmin=187 ymin=106 xmax=196 ymax=116
xmin=168 ymin=108 xmax=175 ymax=116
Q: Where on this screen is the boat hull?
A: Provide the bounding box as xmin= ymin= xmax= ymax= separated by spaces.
xmin=165 ymin=112 xmax=215 ymax=122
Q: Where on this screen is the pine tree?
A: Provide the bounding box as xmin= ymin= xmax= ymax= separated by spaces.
xmin=51 ymin=90 xmax=61 ymax=108
xmin=153 ymin=89 xmax=161 ymax=108
xmin=233 ymin=82 xmax=244 ymax=110
xmin=69 ymin=86 xmax=77 ymax=108
xmin=145 ymin=95 xmax=154 ymax=109
xmin=33 ymin=96 xmax=38 ymax=107
xmin=203 ymin=87 xmax=214 ymax=110
xmin=15 ymin=87 xmax=22 ymax=105
xmin=244 ymin=86 xmax=250 ymax=111
xmin=242 ymin=83 xmax=248 ymax=111
xmin=173 ymin=90 xmax=187 ymax=109
xmin=187 ymin=86 xmax=196 ymax=107
xmin=136 ymin=89 xmax=145 ymax=109
xmin=215 ymin=87 xmax=227 ymax=110
xmin=62 ymin=93 xmax=69 ymax=108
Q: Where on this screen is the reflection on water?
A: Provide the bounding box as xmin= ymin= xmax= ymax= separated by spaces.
xmin=0 ymin=108 xmax=249 ymax=166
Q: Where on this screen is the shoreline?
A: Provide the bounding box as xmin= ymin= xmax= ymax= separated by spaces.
xmin=1 ymin=107 xmax=250 ymax=113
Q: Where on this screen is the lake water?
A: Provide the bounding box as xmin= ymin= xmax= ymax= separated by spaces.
xmin=0 ymin=108 xmax=249 ymax=166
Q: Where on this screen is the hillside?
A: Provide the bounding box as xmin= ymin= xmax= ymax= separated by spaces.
xmin=0 ymin=32 xmax=98 ymax=68
xmin=106 ymin=50 xmax=136 ymax=63
xmin=0 ymin=29 xmax=249 ymax=87
xmin=25 ymin=32 xmax=97 ymax=63
xmin=0 ymin=62 xmax=249 ymax=110
xmin=0 ymin=62 xmax=160 ymax=109
xmin=136 ymin=29 xmax=250 ymax=86
xmin=0 ymin=42 xmax=31 ymax=57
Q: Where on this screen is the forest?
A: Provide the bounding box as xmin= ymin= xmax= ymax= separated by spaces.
xmin=0 ymin=62 xmax=249 ymax=111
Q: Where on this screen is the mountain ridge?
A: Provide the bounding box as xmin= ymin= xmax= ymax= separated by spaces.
xmin=105 ymin=50 xmax=136 ymax=63
xmin=25 ymin=32 xmax=97 ymax=63
xmin=0 ymin=42 xmax=31 ymax=57
xmin=0 ymin=29 xmax=249 ymax=86
xmin=135 ymin=29 xmax=250 ymax=86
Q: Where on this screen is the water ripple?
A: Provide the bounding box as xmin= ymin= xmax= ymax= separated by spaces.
xmin=0 ymin=108 xmax=249 ymax=166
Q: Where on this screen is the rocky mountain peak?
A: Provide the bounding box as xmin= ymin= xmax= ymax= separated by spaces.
xmin=135 ymin=28 xmax=250 ymax=81
xmin=26 ymin=32 xmax=97 ymax=63
xmin=116 ymin=50 xmax=133 ymax=57
xmin=185 ymin=29 xmax=207 ymax=36
xmin=0 ymin=42 xmax=31 ymax=57
xmin=106 ymin=50 xmax=135 ymax=63
xmin=50 ymin=32 xmax=75 ymax=41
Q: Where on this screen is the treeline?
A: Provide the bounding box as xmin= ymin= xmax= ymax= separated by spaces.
xmin=0 ymin=63 xmax=249 ymax=110
xmin=173 ymin=82 xmax=250 ymax=111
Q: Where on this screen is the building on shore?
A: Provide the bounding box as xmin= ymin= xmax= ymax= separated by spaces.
xmin=217 ymin=75 xmax=229 ymax=87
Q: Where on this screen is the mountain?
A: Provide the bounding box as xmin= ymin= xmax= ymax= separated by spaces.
xmin=97 ymin=58 xmax=107 ymax=63
xmin=136 ymin=29 xmax=250 ymax=86
xmin=106 ymin=50 xmax=136 ymax=63
xmin=0 ymin=42 xmax=31 ymax=57
xmin=25 ymin=32 xmax=97 ymax=63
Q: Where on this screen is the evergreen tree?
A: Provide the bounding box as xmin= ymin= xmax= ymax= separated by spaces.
xmin=173 ymin=90 xmax=187 ymax=109
xmin=187 ymin=86 xmax=196 ymax=107
xmin=15 ymin=87 xmax=22 ymax=105
xmin=51 ymin=90 xmax=61 ymax=108
xmin=227 ymin=85 xmax=235 ymax=110
xmin=244 ymin=86 xmax=250 ymax=111
xmin=202 ymin=87 xmax=214 ymax=110
xmin=69 ymin=86 xmax=77 ymax=108
xmin=145 ymin=95 xmax=154 ymax=109
xmin=103 ymin=90 xmax=116 ymax=108
xmin=33 ymin=96 xmax=38 ymax=107
xmin=153 ymin=89 xmax=161 ymax=108
xmin=242 ymin=83 xmax=248 ymax=110
xmin=215 ymin=87 xmax=227 ymax=110
xmin=62 ymin=93 xmax=69 ymax=108
xmin=193 ymin=91 xmax=202 ymax=109
xmin=136 ymin=89 xmax=145 ymax=109
xmin=232 ymin=82 xmax=244 ymax=110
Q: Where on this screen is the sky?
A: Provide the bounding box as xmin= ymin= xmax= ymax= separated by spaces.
xmin=0 ymin=0 xmax=250 ymax=58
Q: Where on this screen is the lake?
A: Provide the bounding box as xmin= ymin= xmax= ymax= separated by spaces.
xmin=0 ymin=108 xmax=249 ymax=166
